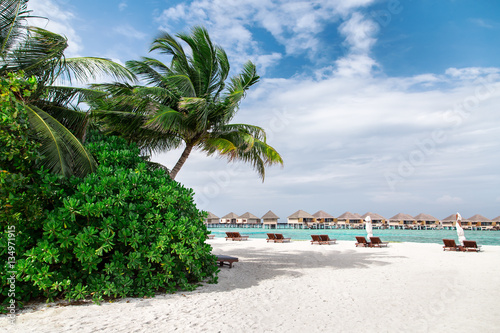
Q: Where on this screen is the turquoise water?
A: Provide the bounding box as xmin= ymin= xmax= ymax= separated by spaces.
xmin=208 ymin=227 xmax=500 ymax=246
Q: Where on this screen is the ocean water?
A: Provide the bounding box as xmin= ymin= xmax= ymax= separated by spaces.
xmin=208 ymin=227 xmax=500 ymax=246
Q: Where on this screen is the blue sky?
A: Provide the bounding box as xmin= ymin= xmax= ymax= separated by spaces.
xmin=29 ymin=0 xmax=500 ymax=221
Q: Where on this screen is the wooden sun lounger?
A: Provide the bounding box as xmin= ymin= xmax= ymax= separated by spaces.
xmin=274 ymin=233 xmax=291 ymax=243
xmin=319 ymin=235 xmax=336 ymax=244
xmin=355 ymin=236 xmax=371 ymax=247
xmin=207 ymin=234 xmax=215 ymax=239
xmin=442 ymin=239 xmax=463 ymax=251
xmin=216 ymin=255 xmax=239 ymax=268
xmin=369 ymin=237 xmax=389 ymax=247
xmin=463 ymin=240 xmax=482 ymax=252
xmin=266 ymin=233 xmax=276 ymax=242
xmin=225 ymin=232 xmax=249 ymax=241
xmin=311 ymin=235 xmax=328 ymax=245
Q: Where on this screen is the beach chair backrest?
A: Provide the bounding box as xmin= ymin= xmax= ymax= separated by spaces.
xmin=311 ymin=235 xmax=321 ymax=242
xmin=267 ymin=233 xmax=276 ymax=240
xmin=319 ymin=235 xmax=328 ymax=241
xmin=463 ymin=240 xmax=477 ymax=248
xmin=356 ymin=236 xmax=367 ymax=243
xmin=443 ymin=239 xmax=456 ymax=247
xmin=275 ymin=234 xmax=283 ymax=239
xmin=370 ymin=237 xmax=381 ymax=244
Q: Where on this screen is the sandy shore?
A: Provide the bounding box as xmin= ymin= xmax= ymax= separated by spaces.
xmin=2 ymin=238 xmax=500 ymax=333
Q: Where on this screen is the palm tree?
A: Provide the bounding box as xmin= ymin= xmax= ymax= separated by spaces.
xmin=0 ymin=0 xmax=135 ymax=177
xmin=93 ymin=26 xmax=282 ymax=180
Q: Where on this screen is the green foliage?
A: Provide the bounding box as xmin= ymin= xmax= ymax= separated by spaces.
xmin=0 ymin=72 xmax=38 ymax=173
xmin=1 ymin=131 xmax=218 ymax=310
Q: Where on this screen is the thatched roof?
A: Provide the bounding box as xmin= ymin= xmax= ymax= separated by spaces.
xmin=206 ymin=211 xmax=219 ymax=219
xmin=337 ymin=212 xmax=362 ymax=220
xmin=414 ymin=213 xmax=439 ymax=221
xmin=467 ymin=214 xmax=492 ymax=222
xmin=313 ymin=210 xmax=334 ymax=218
xmin=492 ymin=216 xmax=500 ymax=222
xmin=288 ymin=210 xmax=315 ymax=219
xmin=360 ymin=212 xmax=385 ymax=220
xmin=239 ymin=212 xmax=260 ymax=219
xmin=262 ymin=210 xmax=279 ymax=219
xmin=388 ymin=213 xmax=415 ymax=221
xmin=221 ymin=212 xmax=239 ymax=219
xmin=441 ymin=214 xmax=457 ymax=222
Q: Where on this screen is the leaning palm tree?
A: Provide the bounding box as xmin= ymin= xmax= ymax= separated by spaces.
xmin=0 ymin=0 xmax=135 ymax=177
xmin=94 ymin=26 xmax=282 ymax=180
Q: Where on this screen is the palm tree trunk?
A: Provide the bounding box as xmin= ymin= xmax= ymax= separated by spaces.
xmin=169 ymin=143 xmax=194 ymax=179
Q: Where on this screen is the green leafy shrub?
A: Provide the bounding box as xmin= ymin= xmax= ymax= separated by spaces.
xmin=1 ymin=128 xmax=218 ymax=309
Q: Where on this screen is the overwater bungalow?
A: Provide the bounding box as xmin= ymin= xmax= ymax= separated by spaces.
xmin=337 ymin=212 xmax=362 ymax=229
xmin=492 ymin=216 xmax=500 ymax=229
xmin=205 ymin=212 xmax=220 ymax=226
xmin=238 ymin=212 xmax=261 ymax=226
xmin=388 ymin=213 xmax=416 ymax=229
xmin=220 ymin=212 xmax=239 ymax=225
xmin=360 ymin=212 xmax=386 ymax=228
xmin=287 ymin=210 xmax=315 ymax=229
xmin=467 ymin=214 xmax=493 ymax=230
xmin=413 ymin=213 xmax=440 ymax=229
xmin=313 ymin=210 xmax=336 ymax=228
xmin=262 ymin=210 xmax=280 ymax=229
xmin=441 ymin=214 xmax=460 ymax=229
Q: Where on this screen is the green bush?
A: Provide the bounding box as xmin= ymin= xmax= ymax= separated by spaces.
xmin=1 ymin=126 xmax=218 ymax=309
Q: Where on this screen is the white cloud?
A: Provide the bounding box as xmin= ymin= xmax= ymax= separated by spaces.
xmin=153 ymin=66 xmax=500 ymax=218
xmin=154 ymin=0 xmax=377 ymax=74
xmin=469 ymin=18 xmax=495 ymax=29
xmin=28 ymin=0 xmax=83 ymax=57
xmin=119 ymin=1 xmax=128 ymax=11
xmin=436 ymin=195 xmax=464 ymax=205
xmin=113 ymin=24 xmax=147 ymax=40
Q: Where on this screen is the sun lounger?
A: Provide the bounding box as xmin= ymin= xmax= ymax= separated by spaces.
xmin=266 ymin=233 xmax=276 ymax=242
xmin=275 ymin=233 xmax=291 ymax=243
xmin=311 ymin=235 xmax=324 ymax=245
xmin=369 ymin=237 xmax=389 ymax=247
xmin=207 ymin=234 xmax=215 ymax=239
xmin=225 ymin=232 xmax=249 ymax=241
xmin=463 ymin=240 xmax=482 ymax=252
xmin=319 ymin=235 xmax=336 ymax=244
xmin=216 ymin=255 xmax=239 ymax=268
xmin=355 ymin=236 xmax=371 ymax=247
xmin=442 ymin=239 xmax=464 ymax=251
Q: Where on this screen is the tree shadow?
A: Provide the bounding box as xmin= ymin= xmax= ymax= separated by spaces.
xmin=194 ymin=241 xmax=406 ymax=293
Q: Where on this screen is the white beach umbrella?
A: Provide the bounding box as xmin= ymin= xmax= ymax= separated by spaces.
xmin=456 ymin=212 xmax=466 ymax=246
xmin=365 ymin=215 xmax=373 ymax=240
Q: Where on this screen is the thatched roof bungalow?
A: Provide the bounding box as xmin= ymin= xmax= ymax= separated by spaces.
xmin=441 ymin=214 xmax=458 ymax=227
xmin=388 ymin=213 xmax=416 ymax=227
xmin=313 ymin=210 xmax=335 ymax=224
xmin=205 ymin=211 xmax=220 ymax=225
xmin=467 ymin=214 xmax=493 ymax=229
xmin=238 ymin=212 xmax=261 ymax=224
xmin=262 ymin=210 xmax=280 ymax=228
xmin=287 ymin=210 xmax=315 ymax=227
xmin=337 ymin=212 xmax=362 ymax=226
xmin=360 ymin=212 xmax=386 ymax=225
xmin=414 ymin=213 xmax=440 ymax=227
xmin=220 ymin=212 xmax=239 ymax=224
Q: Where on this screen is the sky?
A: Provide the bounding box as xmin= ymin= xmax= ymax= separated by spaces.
xmin=28 ymin=0 xmax=500 ymax=221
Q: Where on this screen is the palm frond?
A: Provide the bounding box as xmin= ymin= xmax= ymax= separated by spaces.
xmin=25 ymin=103 xmax=97 ymax=177
xmin=60 ymin=57 xmax=136 ymax=84
xmin=7 ymin=27 xmax=66 ymax=82
xmin=0 ymin=0 xmax=30 ymax=57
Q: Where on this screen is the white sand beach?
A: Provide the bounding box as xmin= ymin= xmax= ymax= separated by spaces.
xmin=2 ymin=239 xmax=500 ymax=333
